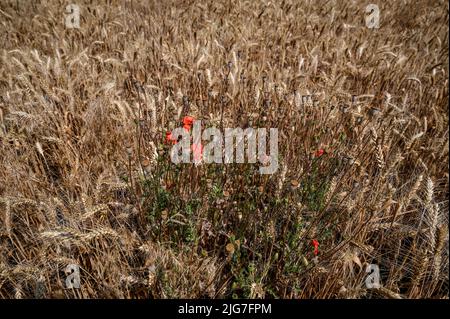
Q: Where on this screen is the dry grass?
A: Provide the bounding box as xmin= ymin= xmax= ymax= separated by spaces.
xmin=0 ymin=0 xmax=448 ymax=299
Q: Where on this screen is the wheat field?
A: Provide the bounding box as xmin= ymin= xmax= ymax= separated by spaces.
xmin=0 ymin=0 xmax=448 ymax=299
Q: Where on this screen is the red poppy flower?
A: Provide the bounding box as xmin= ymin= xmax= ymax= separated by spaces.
xmin=315 ymin=149 xmax=325 ymax=157
xmin=182 ymin=116 xmax=195 ymax=132
xmin=312 ymin=239 xmax=319 ymax=256
xmin=165 ymin=131 xmax=177 ymax=144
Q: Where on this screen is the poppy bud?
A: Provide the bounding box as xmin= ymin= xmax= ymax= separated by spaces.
xmin=312 ymin=239 xmax=319 ymax=256
xmin=315 ymin=149 xmax=325 ymax=157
